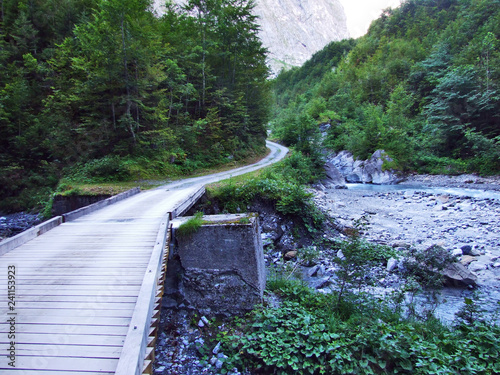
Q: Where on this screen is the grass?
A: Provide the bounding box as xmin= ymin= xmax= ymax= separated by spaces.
xmin=177 ymin=212 xmax=204 ymax=237
xmin=58 ymin=147 xmax=272 ymax=196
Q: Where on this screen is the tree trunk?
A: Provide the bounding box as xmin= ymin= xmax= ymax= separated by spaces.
xmin=120 ymin=14 xmax=135 ymax=144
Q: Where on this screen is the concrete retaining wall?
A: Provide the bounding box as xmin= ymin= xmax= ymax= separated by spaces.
xmin=52 ymin=194 xmax=112 ymax=216
xmin=166 ymin=213 xmax=266 ymax=315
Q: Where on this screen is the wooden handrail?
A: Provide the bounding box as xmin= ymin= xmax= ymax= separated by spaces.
xmin=114 ymin=213 xmax=170 ymax=375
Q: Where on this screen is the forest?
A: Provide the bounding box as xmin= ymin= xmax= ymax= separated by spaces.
xmin=2 ymin=0 xmax=499 ymax=214
xmin=0 ymin=0 xmax=270 ymax=212
xmin=271 ymin=0 xmax=500 ymax=176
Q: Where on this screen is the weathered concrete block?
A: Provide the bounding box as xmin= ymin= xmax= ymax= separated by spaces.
xmin=169 ymin=214 xmax=265 ymax=315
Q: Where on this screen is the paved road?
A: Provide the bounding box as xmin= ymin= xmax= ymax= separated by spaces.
xmin=0 ymin=140 xmax=288 ymax=374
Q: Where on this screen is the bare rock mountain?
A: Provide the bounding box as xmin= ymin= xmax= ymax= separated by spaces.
xmin=153 ymin=0 xmax=349 ymax=75
xmin=254 ymin=0 xmax=349 ymax=74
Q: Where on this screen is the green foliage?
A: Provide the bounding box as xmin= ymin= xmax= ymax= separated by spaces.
xmin=218 ymin=283 xmax=500 ymax=375
xmin=329 ymin=216 xmax=395 ymax=307
xmin=0 ymin=0 xmax=271 ymax=212
xmin=177 ymin=212 xmax=204 ymax=237
xmin=403 ymin=245 xmax=457 ymax=289
xmin=68 ymin=156 xmax=132 ymax=182
xmin=207 ymin=150 xmax=324 ymax=228
xmin=271 ymin=0 xmax=500 ymax=174
xmin=455 ymin=293 xmax=487 ymax=326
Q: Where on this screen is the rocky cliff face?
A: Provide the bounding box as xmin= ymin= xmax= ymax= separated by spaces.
xmin=253 ymin=0 xmax=349 ymax=74
xmin=153 ymin=0 xmax=349 ymax=75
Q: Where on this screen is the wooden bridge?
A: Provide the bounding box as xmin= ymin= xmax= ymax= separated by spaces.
xmin=0 ymin=141 xmax=287 ymax=374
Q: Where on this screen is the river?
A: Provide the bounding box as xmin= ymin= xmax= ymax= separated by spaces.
xmin=346 ymin=183 xmax=500 ymax=201
xmin=314 ymin=178 xmax=500 ymax=324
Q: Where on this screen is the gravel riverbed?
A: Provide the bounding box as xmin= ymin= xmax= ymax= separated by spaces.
xmin=311 ymin=174 xmax=500 ymax=322
xmin=154 ymin=175 xmax=500 ymax=374
xmin=314 ymin=175 xmax=500 ymax=288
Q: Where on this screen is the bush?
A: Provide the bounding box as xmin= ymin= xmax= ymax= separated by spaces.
xmin=68 ymin=156 xmax=131 ymax=182
xmin=218 ymin=285 xmax=500 ymax=375
xmin=207 ymin=151 xmax=324 ymax=228
xmin=402 ymin=245 xmax=457 ymax=289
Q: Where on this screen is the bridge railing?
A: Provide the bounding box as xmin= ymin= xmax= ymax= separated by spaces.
xmin=114 ymin=213 xmax=171 ymax=375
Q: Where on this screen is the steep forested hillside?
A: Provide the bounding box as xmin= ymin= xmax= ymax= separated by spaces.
xmin=271 ymin=0 xmax=500 ymax=175
xmin=0 ymin=0 xmax=270 ymax=212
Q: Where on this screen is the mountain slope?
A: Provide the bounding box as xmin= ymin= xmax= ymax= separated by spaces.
xmin=271 ymin=0 xmax=500 ymax=174
xmin=154 ymin=0 xmax=349 ymax=74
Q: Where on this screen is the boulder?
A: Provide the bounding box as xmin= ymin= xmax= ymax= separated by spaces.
xmin=461 ymin=245 xmax=472 ymax=255
xmin=323 ymin=162 xmax=347 ymax=189
xmin=460 ymin=255 xmax=477 ymax=266
xmin=327 ymin=150 xmax=401 ymax=185
xmin=443 ymin=262 xmax=478 ymax=287
xmin=469 ymin=262 xmax=487 ymax=273
xmin=386 ymin=257 xmax=398 ymax=272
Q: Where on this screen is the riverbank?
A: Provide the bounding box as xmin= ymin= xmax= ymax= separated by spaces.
xmin=152 ymin=173 xmax=500 ymax=374
xmin=0 ymin=212 xmax=41 ymax=240
xmin=403 ymin=173 xmax=500 ymax=191
xmin=312 ymin=173 xmax=500 ymax=321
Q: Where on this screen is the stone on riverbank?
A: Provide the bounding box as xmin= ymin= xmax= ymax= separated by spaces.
xmin=443 ymin=262 xmax=478 ymax=287
xmin=327 ymin=150 xmax=402 ymax=185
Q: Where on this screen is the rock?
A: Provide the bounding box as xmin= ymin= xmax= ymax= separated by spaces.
xmin=443 ymin=262 xmax=478 ymax=287
xmin=461 ymin=245 xmax=472 ymax=255
xmin=386 ymin=258 xmax=398 ymax=272
xmin=336 ymin=250 xmax=345 ymax=260
xmin=212 ymin=342 xmax=221 ymax=355
xmin=493 ymin=262 xmax=500 ymax=268
xmin=216 ymin=359 xmax=224 ymax=369
xmin=391 ymin=241 xmax=411 ymax=249
xmin=469 ymin=247 xmax=482 ymax=256
xmin=460 ymin=255 xmax=477 ymax=266
xmin=323 ymin=162 xmax=347 ymax=189
xmin=328 ymin=150 xmax=401 ymax=185
xmin=437 ymin=195 xmax=450 ymax=204
xmin=307 ymin=265 xmax=320 ymax=277
xmin=278 ymin=233 xmax=296 ymax=252
xmin=252 ymin=0 xmax=349 ymax=74
xmin=469 ymin=262 xmax=487 ymax=273
xmin=261 ymin=232 xmax=275 ymax=247
xmin=452 ymin=249 xmax=463 ymax=257
xmin=284 ymin=251 xmax=297 ymax=260
xmin=310 ymin=277 xmax=331 ymax=289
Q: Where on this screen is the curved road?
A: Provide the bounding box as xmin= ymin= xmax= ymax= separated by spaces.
xmin=0 ymin=140 xmax=288 ymax=374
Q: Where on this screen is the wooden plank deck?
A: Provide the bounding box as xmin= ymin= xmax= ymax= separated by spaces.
xmin=0 ymin=185 xmax=203 ymax=374
xmin=0 ymin=141 xmax=289 ymax=374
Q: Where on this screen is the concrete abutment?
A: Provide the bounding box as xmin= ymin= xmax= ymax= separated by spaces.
xmin=164 ymin=213 xmax=266 ymax=316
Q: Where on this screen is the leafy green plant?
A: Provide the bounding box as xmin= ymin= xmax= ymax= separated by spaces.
xmin=454 ymin=292 xmax=486 ymax=326
xmin=218 ymin=283 xmax=500 ymax=375
xmin=331 ymin=216 xmax=394 ymax=308
xmin=402 ymin=245 xmax=457 ymax=290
